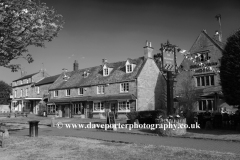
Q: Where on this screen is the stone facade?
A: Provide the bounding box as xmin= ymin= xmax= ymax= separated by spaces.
xmin=47 ymin=41 xmax=166 ymax=119
xmin=11 ymin=70 xmax=49 ymax=114
xmin=137 ymin=58 xmax=166 ymax=111
xmin=176 ymin=30 xmax=236 ymax=113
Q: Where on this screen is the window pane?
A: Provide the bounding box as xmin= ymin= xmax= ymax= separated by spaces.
xmin=197 ymin=77 xmax=200 ymax=86
xmin=201 ymin=77 xmax=205 ymax=86
xmin=198 ymin=101 xmax=202 ymax=110
xmin=208 ymin=100 xmax=212 ymax=110
xmin=206 ymin=76 xmax=210 ymax=86
xmin=202 ymin=100 xmax=206 ymax=110
xmin=210 ymin=75 xmax=214 ymax=85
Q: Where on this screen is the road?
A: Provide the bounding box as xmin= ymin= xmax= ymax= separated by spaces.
xmin=9 ymin=127 xmax=240 ymax=154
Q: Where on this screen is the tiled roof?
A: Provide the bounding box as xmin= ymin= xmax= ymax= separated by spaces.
xmin=35 ymin=74 xmax=60 ymax=86
xmin=49 ymin=57 xmax=145 ymax=90
xmin=13 ymin=72 xmax=39 ymax=82
xmin=202 ymin=30 xmax=226 ymax=50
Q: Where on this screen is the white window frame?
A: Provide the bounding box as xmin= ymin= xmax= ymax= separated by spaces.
xmin=19 ymin=80 xmax=22 ymax=85
xmin=120 ymin=83 xmax=129 ymax=93
xmin=36 ymin=86 xmax=40 ymax=94
xmin=26 ymin=88 xmax=28 ymax=96
xmin=73 ymin=103 xmax=83 ymax=115
xmin=126 ymin=64 xmax=133 ymax=73
xmin=54 ymin=90 xmax=58 ymax=97
xmin=118 ymin=101 xmax=130 ymax=112
xmin=93 ymin=102 xmax=105 ymax=112
xmin=103 ymin=68 xmax=109 ymax=76
xmin=20 ymin=89 xmax=23 ymax=97
xmin=78 ymin=88 xmax=83 ymax=95
xmin=97 ymin=85 xmax=105 ymax=94
xmin=14 ymin=90 xmax=17 ymax=98
xmin=26 ymin=79 xmax=28 ymax=84
xmin=66 ymin=89 xmax=70 ymax=96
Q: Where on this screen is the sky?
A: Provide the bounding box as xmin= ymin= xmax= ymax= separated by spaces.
xmin=1 ymin=0 xmax=240 ymax=84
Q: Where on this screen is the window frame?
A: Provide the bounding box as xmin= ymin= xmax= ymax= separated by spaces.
xmin=54 ymin=90 xmax=58 ymax=97
xmin=26 ymin=88 xmax=28 ymax=96
xmin=36 ymin=86 xmax=40 ymax=94
xmin=126 ymin=64 xmax=133 ymax=73
xmin=20 ymin=89 xmax=23 ymax=97
xmin=195 ymin=75 xmax=215 ymax=87
xmin=120 ymin=83 xmax=129 ymax=93
xmin=97 ymin=85 xmax=105 ymax=94
xmin=118 ymin=101 xmax=130 ymax=112
xmin=66 ymin=89 xmax=70 ymax=96
xmin=93 ymin=102 xmax=105 ymax=112
xmin=78 ymin=88 xmax=84 ymax=95
xmin=103 ymin=68 xmax=109 ymax=76
xmin=14 ymin=90 xmax=17 ymax=98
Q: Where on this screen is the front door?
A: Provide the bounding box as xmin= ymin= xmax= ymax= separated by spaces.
xmin=64 ymin=105 xmax=69 ymax=118
xmin=110 ymin=103 xmax=118 ymax=119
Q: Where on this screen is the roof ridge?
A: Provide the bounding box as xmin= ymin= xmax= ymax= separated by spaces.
xmin=74 ymin=56 xmax=144 ymax=72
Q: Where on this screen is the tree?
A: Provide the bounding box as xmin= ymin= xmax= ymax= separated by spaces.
xmin=0 ymin=80 xmax=12 ymax=104
xmin=220 ymin=28 xmax=240 ymax=105
xmin=175 ymin=71 xmax=202 ymax=125
xmin=0 ymin=0 xmax=64 ymax=71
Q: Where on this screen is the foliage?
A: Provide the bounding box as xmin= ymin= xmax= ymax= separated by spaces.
xmin=220 ymin=28 xmax=240 ymax=105
xmin=0 ymin=0 xmax=64 ymax=71
xmin=126 ymin=110 xmax=166 ymax=124
xmin=38 ymin=101 xmax=46 ymax=115
xmin=176 ymin=72 xmax=201 ymax=115
xmin=0 ymin=80 xmax=11 ymax=104
xmin=126 ymin=111 xmax=138 ymax=121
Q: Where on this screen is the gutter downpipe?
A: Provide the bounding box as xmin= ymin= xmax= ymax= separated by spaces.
xmin=135 ymin=78 xmax=138 ymax=111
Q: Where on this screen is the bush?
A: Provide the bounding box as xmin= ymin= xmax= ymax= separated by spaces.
xmin=126 ymin=111 xmax=138 ymax=121
xmin=138 ymin=110 xmax=166 ymax=124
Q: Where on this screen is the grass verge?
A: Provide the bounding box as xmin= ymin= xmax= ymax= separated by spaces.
xmin=0 ymin=136 xmax=239 ymax=160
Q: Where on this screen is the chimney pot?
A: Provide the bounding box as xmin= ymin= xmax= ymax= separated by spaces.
xmin=73 ymin=60 xmax=79 ymax=71
xmin=102 ymin=59 xmax=107 ymax=64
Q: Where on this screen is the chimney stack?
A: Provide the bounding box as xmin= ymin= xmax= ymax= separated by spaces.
xmin=73 ymin=60 xmax=79 ymax=71
xmin=215 ymin=14 xmax=222 ymax=42
xmin=102 ymin=59 xmax=107 ymax=65
xmin=143 ymin=40 xmax=154 ymax=59
xmin=213 ymin=30 xmax=222 ymax=42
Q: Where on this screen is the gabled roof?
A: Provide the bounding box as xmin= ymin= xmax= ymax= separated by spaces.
xmin=49 ymin=57 xmax=146 ymax=90
xmin=35 ymin=74 xmax=60 ymax=86
xmin=189 ymin=30 xmax=225 ymax=53
xmin=13 ymin=72 xmax=39 ymax=82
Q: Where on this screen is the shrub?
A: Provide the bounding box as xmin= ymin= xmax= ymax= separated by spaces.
xmin=126 ymin=111 xmax=138 ymax=121
xmin=138 ymin=110 xmax=166 ymax=124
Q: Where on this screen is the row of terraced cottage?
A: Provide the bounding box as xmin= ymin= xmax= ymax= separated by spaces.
xmin=11 ymin=42 xmax=167 ymax=119
xmin=11 ymin=30 xmax=238 ymax=119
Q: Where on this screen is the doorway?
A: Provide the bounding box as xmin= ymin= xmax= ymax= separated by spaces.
xmin=110 ymin=103 xmax=118 ymax=119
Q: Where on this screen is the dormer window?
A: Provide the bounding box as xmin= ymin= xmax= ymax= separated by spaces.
xmin=83 ymin=71 xmax=89 ymax=78
xmin=103 ymin=68 xmax=109 ymax=76
xmin=125 ymin=60 xmax=135 ymax=73
xmin=126 ymin=64 xmax=133 ymax=73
